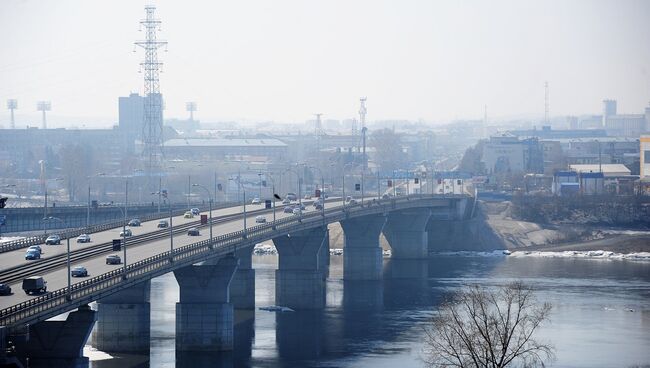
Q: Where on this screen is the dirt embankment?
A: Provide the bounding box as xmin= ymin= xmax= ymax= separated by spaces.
xmin=482 ymin=201 xmax=650 ymax=253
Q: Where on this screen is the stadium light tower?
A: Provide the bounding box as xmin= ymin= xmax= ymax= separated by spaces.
xmin=7 ymin=99 xmax=17 ymax=129
xmin=37 ymin=101 xmax=51 ymax=129
xmin=186 ymin=102 xmax=197 ymax=121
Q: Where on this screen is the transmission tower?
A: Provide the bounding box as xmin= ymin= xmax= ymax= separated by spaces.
xmin=7 ymin=99 xmax=17 ymax=129
xmin=544 ymin=81 xmax=549 ymax=125
xmin=135 ymin=5 xmax=167 ymax=178
xmin=37 ymin=101 xmax=51 ymax=129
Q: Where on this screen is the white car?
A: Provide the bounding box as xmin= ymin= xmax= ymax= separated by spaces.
xmin=251 ymin=198 xmax=261 ymax=205
xmin=120 ymin=228 xmax=132 ymax=237
xmin=255 ymin=215 xmax=267 ymax=223
xmin=76 ymin=234 xmax=91 ymax=243
xmin=292 ymin=208 xmax=302 ymax=216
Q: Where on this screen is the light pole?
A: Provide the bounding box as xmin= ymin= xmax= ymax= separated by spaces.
xmin=285 ymin=167 xmax=302 ymax=217
xmin=342 ymin=163 xmax=355 ymax=208
xmin=44 ymin=216 xmax=72 ymax=300
xmin=192 ymin=184 xmax=213 ymax=246
xmin=152 ymin=189 xmax=174 ymax=260
xmin=308 ymin=165 xmax=325 ymax=216
xmin=258 ymin=171 xmax=263 ymax=200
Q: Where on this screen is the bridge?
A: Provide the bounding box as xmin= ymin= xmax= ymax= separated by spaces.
xmin=0 ymin=193 xmax=473 ymax=367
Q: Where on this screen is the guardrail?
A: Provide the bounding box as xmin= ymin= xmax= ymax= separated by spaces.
xmin=0 ymin=194 xmax=466 ymax=328
xmin=0 ymin=202 xmax=243 ymax=254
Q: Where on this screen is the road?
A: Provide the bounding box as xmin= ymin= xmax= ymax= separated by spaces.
xmin=0 ymin=199 xmax=344 ymax=310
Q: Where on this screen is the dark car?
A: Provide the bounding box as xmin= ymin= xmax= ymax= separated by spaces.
xmin=106 ymin=255 xmax=121 ymax=265
xmin=71 ymin=266 xmax=88 ymax=277
xmin=0 ymin=284 xmax=11 ymax=296
xmin=283 ymin=206 xmax=294 ymax=213
xmin=187 ymin=228 xmax=200 ymax=236
xmin=157 ymin=220 xmax=169 ymax=228
xmin=314 ymin=203 xmax=323 ymax=210
xmin=22 ymin=276 xmax=47 ymax=295
xmin=128 ymin=218 xmax=141 ymax=227
xmin=25 ymin=249 xmax=41 ymax=260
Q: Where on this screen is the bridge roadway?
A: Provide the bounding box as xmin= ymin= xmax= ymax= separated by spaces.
xmin=0 ymin=198 xmax=340 ymax=310
xmin=0 ymin=194 xmax=471 ymax=366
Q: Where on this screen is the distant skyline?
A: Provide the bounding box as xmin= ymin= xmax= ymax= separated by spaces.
xmin=1 ymin=0 xmax=649 ymax=128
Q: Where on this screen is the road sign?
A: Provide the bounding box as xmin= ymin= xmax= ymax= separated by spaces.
xmin=355 ymin=183 xmax=361 ymax=191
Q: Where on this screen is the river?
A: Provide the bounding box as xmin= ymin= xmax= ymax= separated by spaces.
xmin=88 ymin=253 xmax=650 ymax=368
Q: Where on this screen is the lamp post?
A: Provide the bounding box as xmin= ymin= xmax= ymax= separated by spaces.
xmin=192 ymin=184 xmax=213 ymax=246
xmin=307 ymin=165 xmax=325 ymax=216
xmin=285 ymin=167 xmax=302 ymax=217
xmin=152 ymin=189 xmax=173 ymax=260
xmin=44 ymin=216 xmax=72 ymax=300
xmin=342 ymin=163 xmax=355 ymax=209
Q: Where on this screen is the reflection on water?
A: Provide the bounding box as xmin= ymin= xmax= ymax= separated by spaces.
xmin=90 ymin=254 xmax=650 ymax=368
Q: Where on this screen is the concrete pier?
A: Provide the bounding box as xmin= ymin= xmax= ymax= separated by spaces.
xmin=92 ymin=281 xmax=150 ymax=352
xmin=15 ymin=305 xmax=97 ymax=368
xmin=383 ymin=209 xmax=431 ymax=259
xmin=174 ymin=256 xmax=239 ymax=351
xmin=273 ymin=226 xmax=328 ymax=309
xmin=340 ymin=214 xmax=386 ymax=280
xmin=230 ymin=247 xmax=255 ymax=309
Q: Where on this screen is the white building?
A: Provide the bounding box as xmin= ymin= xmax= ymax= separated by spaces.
xmin=642 ymin=135 xmax=650 ymax=179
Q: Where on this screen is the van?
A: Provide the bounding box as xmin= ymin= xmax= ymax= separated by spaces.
xmin=22 ymin=276 xmax=47 ymax=295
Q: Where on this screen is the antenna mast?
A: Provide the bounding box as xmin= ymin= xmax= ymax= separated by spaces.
xmin=544 ymin=81 xmax=549 ymax=125
xmin=135 ymin=5 xmax=167 ymax=179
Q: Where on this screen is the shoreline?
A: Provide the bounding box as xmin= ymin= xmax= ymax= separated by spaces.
xmin=522 ymin=233 xmax=650 ymax=254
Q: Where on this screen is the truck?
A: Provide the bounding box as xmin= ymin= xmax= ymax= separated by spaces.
xmin=22 ymin=276 xmax=47 ymax=295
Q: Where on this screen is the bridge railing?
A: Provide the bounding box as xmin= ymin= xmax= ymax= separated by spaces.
xmin=0 ymin=202 xmax=242 ymax=254
xmin=0 ymin=194 xmax=466 ymax=327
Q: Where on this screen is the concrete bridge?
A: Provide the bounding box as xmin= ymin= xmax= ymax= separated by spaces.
xmin=0 ymin=194 xmax=473 ymax=367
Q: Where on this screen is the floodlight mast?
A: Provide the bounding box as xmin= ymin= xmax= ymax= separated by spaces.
xmin=7 ymin=99 xmax=17 ymax=129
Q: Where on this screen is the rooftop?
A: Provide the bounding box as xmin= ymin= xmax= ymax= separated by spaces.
xmin=568 ymin=164 xmax=631 ymax=177
xmin=165 ymin=138 xmax=287 ymax=148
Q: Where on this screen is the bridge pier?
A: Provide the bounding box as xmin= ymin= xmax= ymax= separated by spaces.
xmin=14 ymin=305 xmax=96 ymax=368
xmin=174 ymin=256 xmax=239 ymax=352
xmin=230 ymin=247 xmax=255 ymax=310
xmin=92 ymin=281 xmax=150 ymax=353
xmin=273 ymin=226 xmax=327 ymax=309
xmin=340 ymin=214 xmax=386 ymax=280
xmin=383 ymin=208 xmax=431 ymax=259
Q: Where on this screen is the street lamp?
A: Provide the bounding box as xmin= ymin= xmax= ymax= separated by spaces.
xmin=111 ymin=204 xmax=129 ymax=280
xmin=86 ymin=172 xmax=106 ymax=228
xmin=307 ymin=165 xmax=326 ymax=216
xmin=192 ymin=184 xmax=213 ymax=246
xmin=43 ymin=216 xmax=72 ymax=300
xmin=152 ymin=190 xmax=174 ymax=260
xmin=342 ymin=162 xmax=355 ymax=209
xmin=284 ymin=167 xmax=302 ymax=218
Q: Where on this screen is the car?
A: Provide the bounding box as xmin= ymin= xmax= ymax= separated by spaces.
xmin=286 ymin=192 xmax=297 ymax=201
xmin=106 ymin=255 xmax=121 ymax=265
xmin=76 ymin=234 xmax=91 ymax=243
xmin=346 ymin=198 xmax=357 ymax=205
xmin=71 ymin=266 xmax=88 ymax=277
xmin=304 ymin=194 xmax=312 ymax=200
xmin=251 ymin=198 xmax=261 ymax=205
xmin=255 ymin=215 xmax=267 ymax=223
xmin=292 ymin=208 xmax=302 ymax=215
xmin=187 ymin=227 xmax=200 ymax=236
xmin=382 ymin=193 xmax=391 ymax=199
xmin=191 ymin=208 xmax=200 ymax=215
xmin=22 ymin=276 xmax=47 ymax=294
xmin=298 ymin=203 xmax=306 ymax=210
xmin=314 ymin=203 xmax=323 ymax=210
xmin=28 ymin=245 xmax=42 ymax=254
xmin=184 ymin=211 xmax=194 ymax=219
xmin=25 ymin=249 xmax=41 ymax=260
xmin=157 ymin=220 xmax=169 ymax=228
xmin=128 ymin=218 xmax=141 ymax=227
xmin=45 ymin=234 xmax=61 ymax=245
xmin=283 ymin=206 xmax=294 ymax=214
xmin=282 ymin=198 xmax=291 ymax=205
xmin=119 ymin=228 xmax=132 ymax=237
xmin=312 ymin=198 xmax=323 ymax=207
xmin=0 ymin=284 xmax=11 ymax=296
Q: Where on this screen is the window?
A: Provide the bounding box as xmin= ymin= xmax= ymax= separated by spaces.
xmin=645 ymin=150 xmax=650 ymax=164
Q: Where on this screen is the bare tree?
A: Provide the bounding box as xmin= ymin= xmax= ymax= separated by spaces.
xmin=423 ymin=281 xmax=554 ymax=368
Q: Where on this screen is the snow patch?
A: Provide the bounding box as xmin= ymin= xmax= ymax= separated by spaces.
xmin=83 ymin=346 xmax=113 ymax=361
xmin=431 ymin=250 xmax=650 ymax=261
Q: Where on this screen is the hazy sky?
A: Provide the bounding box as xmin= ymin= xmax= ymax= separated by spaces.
xmin=1 ymin=0 xmax=649 ymax=128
